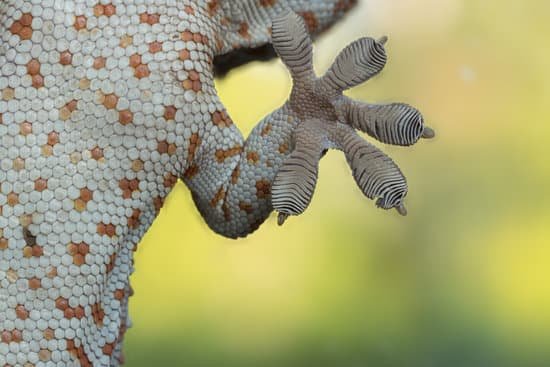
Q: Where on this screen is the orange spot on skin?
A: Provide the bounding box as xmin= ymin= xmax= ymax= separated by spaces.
xmin=222 ymin=201 xmax=230 ymax=221
xmin=119 ymin=178 xmax=140 ymax=199
xmin=183 ymin=164 xmax=199 ymax=179
xmin=131 ymin=159 xmax=144 ymax=172
xmin=28 ymin=277 xmax=41 ymax=290
xmin=260 ymin=0 xmax=277 ymax=6
xmin=181 ymin=31 xmax=193 ymax=42
xmin=256 ymin=180 xmax=271 ymax=199
xmin=19 ymin=26 xmax=33 ymax=40
xmin=120 ymin=35 xmax=133 ymax=48
xmin=32 ymin=74 xmax=44 ymax=88
xmin=41 ymin=144 xmax=53 ymax=157
xmin=47 ymin=132 xmax=59 ymax=146
xmin=261 ymin=123 xmax=272 ymax=136
xmin=74 ymin=15 xmax=87 ymax=30
xmin=11 ymin=329 xmax=23 ymax=342
xmin=39 ymin=349 xmax=52 ymax=362
xmin=147 ymin=13 xmax=160 ymax=25
xmin=66 ymin=99 xmax=78 ymax=112
xmin=207 ymin=0 xmax=219 ymax=16
xmin=106 ymin=252 xmax=117 ymax=273
xmin=103 ymin=94 xmax=119 ymax=109
xmin=299 ymin=12 xmax=319 ymax=32
xmin=0 ymin=237 xmax=8 ymax=250
xmin=74 ymin=306 xmax=85 ymax=319
xmin=231 ymin=165 xmax=240 ymax=184
xmin=91 ymin=303 xmax=105 ymax=326
xmin=24 ymin=244 xmax=43 ymax=257
xmin=103 ymin=342 xmax=116 ymax=356
xmin=80 ymin=188 xmax=93 ymax=203
xmin=91 ymin=146 xmax=104 ymax=160
xmin=239 ymin=202 xmax=254 ymax=214
xmin=2 ymin=329 xmax=22 ymax=344
xmin=334 ymin=0 xmax=358 ymax=14
xmin=59 ymin=51 xmax=73 ymax=65
xmin=13 ymin=157 xmax=25 ymax=171
xmin=93 ymin=57 xmax=106 ymax=69
xmin=43 ymin=328 xmax=54 ymax=340
xmin=188 ymin=133 xmax=201 ymax=162
xmin=184 ymin=6 xmax=195 ymax=15
xmin=34 ymin=178 xmax=48 ymax=192
xmin=73 ymin=253 xmax=85 ymax=265
xmin=278 ymin=143 xmax=289 ymax=154
xmin=192 ymin=80 xmax=201 ymax=92
xmin=128 ymin=209 xmax=141 ymax=229
xmin=179 ymin=49 xmax=190 ymax=60
xmin=210 ymin=187 xmax=226 ymax=207
xmin=247 ymin=151 xmax=260 ymax=164
xmin=192 ymin=33 xmax=202 ymax=43
xmin=140 ymin=13 xmax=160 ymax=25
xmin=164 ymin=173 xmax=178 ymax=188
xmin=214 ymin=146 xmax=242 ymax=163
xmin=67 ymin=338 xmax=92 ymax=367
xmin=239 ymin=23 xmax=250 ymax=39
xmin=93 ymin=4 xmax=104 ymax=16
xmin=149 ymin=41 xmax=162 ymax=53
xmin=164 ymin=105 xmax=177 ymax=120
xmin=67 ymin=243 xmax=78 ymax=256
xmin=129 ymin=54 xmax=141 ymax=68
xmin=10 ymin=21 xmax=23 ymax=36
xmin=7 ymin=192 xmax=19 ymax=206
xmin=118 ymin=109 xmax=133 ymax=125
xmin=157 ymin=141 xmax=168 ymax=154
xmin=27 ymin=59 xmax=40 ymax=75
xmin=79 ymin=78 xmax=91 ymax=90
xmin=97 ymin=223 xmax=116 ymax=237
xmin=182 ymin=79 xmax=193 ymax=90
xmin=47 ymin=267 xmax=57 ymax=278
xmin=15 ymin=305 xmax=29 ymax=320
xmin=215 ymin=36 xmax=224 ymax=52
xmin=103 ymin=4 xmax=116 ymax=16
xmin=153 ymin=197 xmax=164 ymax=213
xmin=134 ymin=64 xmax=150 ymax=79
xmin=156 ymin=141 xmax=176 ymax=156
xmin=1 ymin=330 xmax=17 ymax=343
xmin=78 ymin=243 xmax=89 ymax=255
xmin=188 ymin=70 xmax=199 ymax=81
xmin=20 ymin=13 xmax=33 ymax=26
xmin=1 ymin=331 xmax=12 ymax=343
xmin=211 ymin=110 xmax=233 ymax=128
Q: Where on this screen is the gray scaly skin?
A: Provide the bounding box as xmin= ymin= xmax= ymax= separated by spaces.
xmin=0 ymin=0 xmax=433 ymax=366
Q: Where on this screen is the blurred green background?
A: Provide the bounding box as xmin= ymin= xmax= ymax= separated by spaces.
xmin=125 ymin=1 xmax=550 ymax=366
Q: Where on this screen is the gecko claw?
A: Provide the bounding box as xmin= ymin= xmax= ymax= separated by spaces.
xmin=378 ymin=35 xmax=388 ymax=45
xmin=395 ymin=204 xmax=408 ymax=216
xmin=278 ymin=212 xmax=290 ymax=226
xmin=422 ymin=126 xmax=436 ymax=139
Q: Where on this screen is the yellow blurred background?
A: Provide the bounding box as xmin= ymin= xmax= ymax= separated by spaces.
xmin=126 ymin=1 xmax=550 ymax=365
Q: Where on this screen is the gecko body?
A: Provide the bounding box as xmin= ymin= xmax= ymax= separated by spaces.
xmin=0 ymin=1 xmax=432 ymax=365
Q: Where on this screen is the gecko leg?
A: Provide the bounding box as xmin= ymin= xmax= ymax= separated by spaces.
xmin=269 ymin=11 xmax=434 ymax=224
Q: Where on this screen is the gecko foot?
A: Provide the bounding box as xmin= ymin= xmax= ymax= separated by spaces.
xmin=269 ymin=11 xmax=434 ymax=224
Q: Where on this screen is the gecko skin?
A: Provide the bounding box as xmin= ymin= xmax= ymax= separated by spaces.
xmin=0 ymin=0 xmax=434 ymax=366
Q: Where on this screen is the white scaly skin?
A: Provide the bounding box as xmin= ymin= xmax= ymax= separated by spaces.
xmin=0 ymin=0 xmax=433 ymax=366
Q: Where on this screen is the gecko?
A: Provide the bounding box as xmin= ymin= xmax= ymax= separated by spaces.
xmin=0 ymin=0 xmax=434 ymax=365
